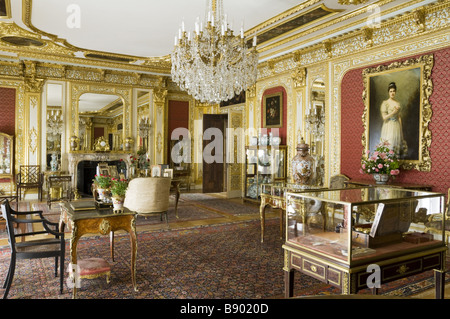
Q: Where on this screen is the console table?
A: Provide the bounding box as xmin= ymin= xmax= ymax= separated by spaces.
xmin=59 ymin=201 xmax=137 ymax=298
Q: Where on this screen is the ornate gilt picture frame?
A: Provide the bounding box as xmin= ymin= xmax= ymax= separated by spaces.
xmin=362 ymin=54 xmax=434 ymax=171
xmin=263 ymin=92 xmax=283 ymax=128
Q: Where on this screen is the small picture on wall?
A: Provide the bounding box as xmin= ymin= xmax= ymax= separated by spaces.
xmin=163 ymin=168 xmax=173 ymax=178
xmin=263 ymin=92 xmax=283 ymax=128
xmin=151 ymin=165 xmax=161 ymax=177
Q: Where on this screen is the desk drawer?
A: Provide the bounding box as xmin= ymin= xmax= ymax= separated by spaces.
xmin=290 ymin=253 xmax=342 ymax=287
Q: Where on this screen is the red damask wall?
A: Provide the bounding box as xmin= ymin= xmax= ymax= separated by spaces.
xmin=0 ymin=87 xmax=15 ymax=135
xmin=341 ymin=47 xmax=450 ymax=194
xmin=167 ymin=100 xmax=189 ymax=162
xmin=261 ymin=86 xmax=287 ymax=145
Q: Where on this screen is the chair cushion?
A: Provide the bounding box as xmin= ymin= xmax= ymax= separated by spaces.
xmin=78 ymin=258 xmax=110 ymax=277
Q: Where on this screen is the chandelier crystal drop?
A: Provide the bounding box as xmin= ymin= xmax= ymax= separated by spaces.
xmin=171 ymin=0 xmax=258 ymax=104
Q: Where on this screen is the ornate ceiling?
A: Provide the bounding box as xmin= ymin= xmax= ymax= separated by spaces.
xmin=0 ymin=0 xmax=440 ymax=75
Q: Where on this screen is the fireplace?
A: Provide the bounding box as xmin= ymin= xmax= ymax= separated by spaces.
xmin=68 ymin=152 xmax=132 ymax=197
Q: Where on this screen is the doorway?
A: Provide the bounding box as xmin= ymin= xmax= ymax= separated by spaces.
xmin=202 ymin=114 xmax=228 ymax=193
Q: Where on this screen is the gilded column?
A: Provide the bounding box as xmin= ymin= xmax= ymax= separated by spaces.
xmin=291 ymin=65 xmax=307 ymax=148
xmin=245 ymin=84 xmax=257 ymax=146
xmin=23 ymin=61 xmax=44 ymax=166
xmin=152 ymin=77 xmax=168 ymax=165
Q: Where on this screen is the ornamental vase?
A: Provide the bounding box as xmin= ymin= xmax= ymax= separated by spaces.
xmin=97 ymin=188 xmax=109 ymax=201
xmin=291 ymin=139 xmax=315 ymax=185
xmin=50 ymin=154 xmax=59 ymax=171
xmin=373 ymin=173 xmax=390 ymax=184
xmin=112 ymin=196 xmax=124 ymax=212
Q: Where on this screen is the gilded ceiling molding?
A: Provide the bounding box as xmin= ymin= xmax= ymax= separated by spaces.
xmin=257 ymin=0 xmax=405 ymax=57
xmin=338 ymin=0 xmax=368 ymax=5
xmin=363 ymin=27 xmax=374 ymax=47
xmin=291 ymin=67 xmax=307 ymax=88
xmin=414 ymin=7 xmax=427 ymax=32
xmin=246 ymin=0 xmax=322 ymax=35
xmin=256 ymin=0 xmax=449 ymax=81
xmin=21 ymin=0 xmax=171 ymax=72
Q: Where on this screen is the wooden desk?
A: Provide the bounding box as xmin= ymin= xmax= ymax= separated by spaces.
xmin=59 ymin=201 xmax=137 ymax=298
xmin=345 ymin=179 xmax=433 ymax=191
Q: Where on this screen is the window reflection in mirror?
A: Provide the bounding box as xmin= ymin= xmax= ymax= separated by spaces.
xmin=78 ymin=93 xmax=124 ymax=151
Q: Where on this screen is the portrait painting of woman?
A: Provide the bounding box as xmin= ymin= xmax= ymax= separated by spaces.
xmin=379 ymin=82 xmax=408 ymax=157
xmin=367 ymin=67 xmax=421 ymax=161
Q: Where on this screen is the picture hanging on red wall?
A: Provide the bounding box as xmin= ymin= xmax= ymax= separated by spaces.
xmin=362 ymin=54 xmax=434 ymax=171
xmin=263 ymin=92 xmax=283 ymax=128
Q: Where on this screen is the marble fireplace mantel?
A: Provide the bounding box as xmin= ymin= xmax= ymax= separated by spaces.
xmin=68 ymin=151 xmax=132 ymax=190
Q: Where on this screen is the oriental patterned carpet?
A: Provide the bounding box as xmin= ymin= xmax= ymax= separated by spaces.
xmin=28 ymin=192 xmax=263 ymax=231
xmin=0 ymin=193 xmax=449 ymax=299
xmin=0 ymin=217 xmax=449 ymax=299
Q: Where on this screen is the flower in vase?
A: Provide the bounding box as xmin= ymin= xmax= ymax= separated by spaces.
xmin=360 ymin=140 xmax=400 ymax=178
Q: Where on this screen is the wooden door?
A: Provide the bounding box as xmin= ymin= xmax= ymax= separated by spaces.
xmin=202 ymin=114 xmax=227 ymax=193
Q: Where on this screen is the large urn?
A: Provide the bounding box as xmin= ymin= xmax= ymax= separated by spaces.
xmin=291 ymin=138 xmax=315 ymax=185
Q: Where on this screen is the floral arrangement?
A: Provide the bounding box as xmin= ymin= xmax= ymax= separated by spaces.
xmin=130 ymin=155 xmax=139 ymax=167
xmin=93 ymin=174 xmax=112 ymax=189
xmin=360 ymin=140 xmax=400 ymax=177
xmin=141 ymin=157 xmax=151 ymax=169
xmin=110 ymin=178 xmax=129 ymax=198
xmin=137 ymin=146 xmax=146 ymax=156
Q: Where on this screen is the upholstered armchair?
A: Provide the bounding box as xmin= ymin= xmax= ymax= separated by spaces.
xmin=124 ymin=177 xmax=172 ymax=223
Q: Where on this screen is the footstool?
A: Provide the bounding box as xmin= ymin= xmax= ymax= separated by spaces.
xmin=78 ymin=258 xmax=111 ymax=283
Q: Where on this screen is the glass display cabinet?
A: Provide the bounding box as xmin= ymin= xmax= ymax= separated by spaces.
xmin=244 ymin=145 xmax=286 ymax=203
xmin=259 ymin=182 xmax=325 ymax=242
xmin=283 ymin=187 xmax=447 ymax=298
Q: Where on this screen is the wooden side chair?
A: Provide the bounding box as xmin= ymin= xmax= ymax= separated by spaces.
xmin=16 ymin=165 xmax=44 ymax=201
xmin=1 ymin=199 xmax=65 ymax=299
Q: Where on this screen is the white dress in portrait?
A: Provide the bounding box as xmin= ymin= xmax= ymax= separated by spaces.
xmin=380 ymin=99 xmax=405 ymax=155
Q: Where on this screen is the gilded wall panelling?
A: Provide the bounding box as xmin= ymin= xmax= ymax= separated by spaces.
xmin=23 ymin=63 xmax=43 ymax=166
xmin=152 ymin=84 xmax=168 ymax=165
xmin=228 ymin=109 xmax=244 ymax=198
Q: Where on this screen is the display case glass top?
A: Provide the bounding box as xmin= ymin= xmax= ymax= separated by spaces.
xmin=285 ymin=187 xmax=445 ymax=265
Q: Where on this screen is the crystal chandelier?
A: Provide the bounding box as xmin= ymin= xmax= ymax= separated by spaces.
xmin=171 ymin=0 xmax=258 ymax=104
xmin=47 ymin=109 xmax=63 ymax=136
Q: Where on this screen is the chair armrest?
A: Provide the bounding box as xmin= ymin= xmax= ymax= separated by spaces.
xmin=41 ymin=219 xmax=65 ymax=237
xmin=13 ymin=210 xmax=44 ymax=217
xmin=14 ymin=218 xmax=64 ymax=237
